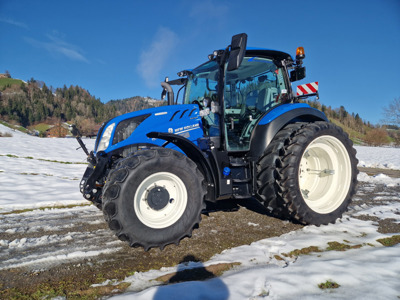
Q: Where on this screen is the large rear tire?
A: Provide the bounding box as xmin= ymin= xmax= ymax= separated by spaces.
xmin=102 ymin=148 xmax=206 ymax=250
xmin=257 ymin=121 xmax=358 ymax=225
xmin=256 ymin=123 xmax=304 ymax=219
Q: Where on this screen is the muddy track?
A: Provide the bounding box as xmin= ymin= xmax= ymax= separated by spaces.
xmin=0 ymin=167 xmax=399 ymax=299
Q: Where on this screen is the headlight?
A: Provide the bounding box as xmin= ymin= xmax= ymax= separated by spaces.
xmin=96 ymin=122 xmax=115 ymax=151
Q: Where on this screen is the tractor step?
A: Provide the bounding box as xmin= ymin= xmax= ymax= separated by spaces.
xmin=229 ymin=157 xmax=249 ymax=167
xmin=232 ymin=178 xmax=251 ymax=183
xmin=228 ymin=156 xmax=253 ymax=199
xmin=232 ymin=193 xmax=252 ymax=199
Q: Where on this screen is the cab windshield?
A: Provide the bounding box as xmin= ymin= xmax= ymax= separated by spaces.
xmin=183 ymin=60 xmax=219 ymax=105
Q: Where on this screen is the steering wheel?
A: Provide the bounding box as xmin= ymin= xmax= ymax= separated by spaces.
xmin=192 ymin=99 xmax=204 ymax=109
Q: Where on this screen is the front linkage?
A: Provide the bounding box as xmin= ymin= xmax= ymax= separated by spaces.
xmin=79 ymin=151 xmax=108 ymax=208
xmin=72 ymin=125 xmax=108 ymax=208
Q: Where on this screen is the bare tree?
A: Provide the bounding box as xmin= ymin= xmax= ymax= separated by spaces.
xmin=382 ymin=98 xmax=400 ymax=125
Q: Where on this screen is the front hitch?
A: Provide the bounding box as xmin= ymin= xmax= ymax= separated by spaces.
xmin=76 ymin=136 xmax=90 ymax=156
xmin=80 ymin=152 xmax=108 ymax=205
xmin=70 ymin=124 xmax=90 ymax=156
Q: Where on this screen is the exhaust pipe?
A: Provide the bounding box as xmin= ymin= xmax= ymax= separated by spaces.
xmin=161 ymin=80 xmax=174 ymax=106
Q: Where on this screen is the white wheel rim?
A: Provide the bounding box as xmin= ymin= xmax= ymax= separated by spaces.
xmin=134 ymin=172 xmax=187 ymax=229
xmin=298 ymin=135 xmax=351 ymax=214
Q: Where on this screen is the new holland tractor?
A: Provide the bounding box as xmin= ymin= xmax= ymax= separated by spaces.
xmin=75 ymin=33 xmax=358 ymax=251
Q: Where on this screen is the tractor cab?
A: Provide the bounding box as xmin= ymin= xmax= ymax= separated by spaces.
xmin=178 ymin=48 xmax=295 ymax=153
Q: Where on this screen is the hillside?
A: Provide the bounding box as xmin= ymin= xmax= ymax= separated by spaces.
xmin=0 ymin=77 xmax=164 ymax=136
xmin=106 ymin=96 xmax=165 ymax=114
xmin=302 ymin=99 xmax=400 ymax=146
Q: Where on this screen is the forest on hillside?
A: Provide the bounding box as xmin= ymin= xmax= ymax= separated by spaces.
xmin=0 ymin=78 xmax=164 ymax=136
xmin=0 ymin=77 xmax=399 ymax=145
xmin=303 ymin=99 xmax=400 ymax=146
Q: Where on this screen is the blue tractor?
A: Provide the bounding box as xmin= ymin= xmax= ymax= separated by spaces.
xmin=76 ymin=34 xmax=358 ymax=251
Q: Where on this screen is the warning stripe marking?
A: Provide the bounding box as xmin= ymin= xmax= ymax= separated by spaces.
xmin=297 ymin=82 xmax=319 ymax=95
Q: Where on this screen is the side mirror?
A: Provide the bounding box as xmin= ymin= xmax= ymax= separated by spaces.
xmin=161 ymin=88 xmax=167 ymax=100
xmin=227 ymin=33 xmax=247 ymax=71
xmin=290 ymin=66 xmax=306 ymax=82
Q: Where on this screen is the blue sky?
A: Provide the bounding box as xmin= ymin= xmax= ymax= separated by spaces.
xmin=0 ymin=0 xmax=399 ymax=125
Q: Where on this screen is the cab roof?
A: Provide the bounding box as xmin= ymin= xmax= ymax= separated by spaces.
xmin=175 ymin=47 xmax=294 ymax=80
xmin=245 ymin=47 xmax=294 ymax=62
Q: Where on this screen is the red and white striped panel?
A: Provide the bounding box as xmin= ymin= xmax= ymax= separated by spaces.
xmin=297 ymin=82 xmax=319 ymax=96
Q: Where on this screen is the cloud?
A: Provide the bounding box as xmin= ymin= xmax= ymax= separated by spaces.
xmin=189 ymin=0 xmax=229 ymax=20
xmin=137 ymin=27 xmax=179 ymax=88
xmin=0 ymin=17 xmax=29 ymax=30
xmin=189 ymin=0 xmax=229 ymax=25
xmin=24 ymin=32 xmax=89 ymax=63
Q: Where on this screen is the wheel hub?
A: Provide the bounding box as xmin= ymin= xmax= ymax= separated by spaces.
xmin=134 ymin=172 xmax=188 ymax=229
xmin=147 ymin=186 xmax=170 ymax=211
xmin=298 ymin=135 xmax=351 ymax=214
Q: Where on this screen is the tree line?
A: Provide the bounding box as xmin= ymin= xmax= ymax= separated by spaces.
xmin=303 ymin=99 xmax=400 ymax=146
xmin=0 ymin=78 xmax=164 ymax=136
xmin=0 ymin=77 xmax=398 ymax=145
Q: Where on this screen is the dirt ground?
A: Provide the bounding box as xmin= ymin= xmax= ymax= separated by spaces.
xmin=358 ymin=167 xmax=400 ymax=178
xmin=0 ymin=167 xmax=399 ymax=299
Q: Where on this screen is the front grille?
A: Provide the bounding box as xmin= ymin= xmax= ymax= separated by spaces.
xmin=112 ymin=114 xmax=150 ymax=145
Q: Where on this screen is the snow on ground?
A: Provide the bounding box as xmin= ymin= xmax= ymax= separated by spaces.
xmin=0 ymin=124 xmax=95 ymax=162
xmin=355 ymin=145 xmax=400 ymax=170
xmin=1 ymin=124 xmax=400 ymax=299
xmin=0 ymin=124 xmax=95 ymax=211
xmin=0 ymin=124 xmax=398 ymax=212
xmin=114 ymin=215 xmax=400 ymax=300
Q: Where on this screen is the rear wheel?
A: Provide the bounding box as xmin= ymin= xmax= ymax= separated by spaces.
xmin=256 ymin=123 xmax=304 ymax=219
xmin=257 ymin=122 xmax=358 ymax=225
xmin=102 ymin=148 xmax=206 ymax=250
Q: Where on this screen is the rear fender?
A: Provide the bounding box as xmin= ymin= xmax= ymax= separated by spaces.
xmin=248 ymin=104 xmax=327 ymax=159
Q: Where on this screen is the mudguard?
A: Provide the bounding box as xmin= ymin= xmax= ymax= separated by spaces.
xmin=248 ymin=103 xmax=328 ymax=159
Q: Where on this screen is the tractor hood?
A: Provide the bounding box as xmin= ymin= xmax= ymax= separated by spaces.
xmin=94 ymin=104 xmax=203 ymax=155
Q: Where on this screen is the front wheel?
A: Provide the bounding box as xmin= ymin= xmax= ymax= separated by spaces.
xmin=102 ymin=148 xmax=206 ymax=250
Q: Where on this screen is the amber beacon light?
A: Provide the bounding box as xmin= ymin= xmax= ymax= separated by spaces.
xmin=296 ymin=47 xmax=305 ymax=60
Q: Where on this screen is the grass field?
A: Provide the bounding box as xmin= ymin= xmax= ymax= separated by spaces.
xmin=32 ymin=123 xmax=52 ymax=133
xmin=0 ymin=78 xmax=25 ymax=89
xmin=0 ymin=120 xmax=29 ymax=133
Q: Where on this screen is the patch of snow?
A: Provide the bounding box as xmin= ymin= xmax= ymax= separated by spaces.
xmin=355 ymin=145 xmax=400 ymax=170
xmin=248 ymin=222 xmax=259 ymax=227
xmin=0 ymin=248 xmax=121 ymax=270
xmin=358 ymin=172 xmax=400 ymax=186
